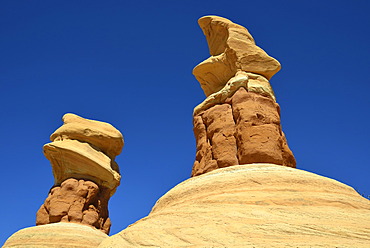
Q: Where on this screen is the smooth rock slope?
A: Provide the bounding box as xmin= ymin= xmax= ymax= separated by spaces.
xmin=98 ymin=164 xmax=370 ymax=247
xmin=3 ymin=223 xmax=108 ymax=248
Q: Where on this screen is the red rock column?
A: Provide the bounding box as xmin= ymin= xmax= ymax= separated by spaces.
xmin=36 ymin=178 xmax=112 ymax=234
xmin=192 ymin=88 xmax=295 ymax=177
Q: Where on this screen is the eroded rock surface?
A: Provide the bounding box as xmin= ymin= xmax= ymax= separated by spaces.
xmin=192 ymin=87 xmax=295 ymax=176
xmin=36 ymin=178 xmax=111 ymax=234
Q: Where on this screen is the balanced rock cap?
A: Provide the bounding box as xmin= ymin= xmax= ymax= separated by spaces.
xmin=193 ymin=15 xmax=281 ymax=96
xmin=44 ymin=113 xmax=123 ymax=196
xmin=51 ymin=113 xmax=124 ymax=158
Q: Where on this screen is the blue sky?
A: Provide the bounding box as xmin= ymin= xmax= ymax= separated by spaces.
xmin=1 ymin=0 xmax=370 ymax=244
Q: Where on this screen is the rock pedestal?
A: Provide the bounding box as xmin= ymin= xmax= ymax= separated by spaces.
xmin=36 ymin=178 xmax=111 ymax=234
xmin=192 ymin=16 xmax=295 ymax=176
xmin=36 ymin=113 xmax=124 ymax=234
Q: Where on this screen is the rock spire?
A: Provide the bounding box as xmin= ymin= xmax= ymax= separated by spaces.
xmin=192 ymin=16 xmax=295 ymax=176
xmin=36 ymin=113 xmax=123 ymax=234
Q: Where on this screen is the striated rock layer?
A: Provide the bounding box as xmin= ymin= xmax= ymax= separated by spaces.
xmin=3 ymin=223 xmax=108 ymax=248
xmin=37 ymin=113 xmax=124 ymax=234
xmin=98 ymin=164 xmax=370 ymax=248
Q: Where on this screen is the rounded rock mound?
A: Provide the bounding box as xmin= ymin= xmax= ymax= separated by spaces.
xmin=99 ymin=164 xmax=370 ymax=247
xmin=3 ymin=222 xmax=108 ymax=248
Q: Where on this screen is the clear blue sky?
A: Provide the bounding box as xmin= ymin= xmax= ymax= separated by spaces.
xmin=1 ymin=0 xmax=369 ymax=244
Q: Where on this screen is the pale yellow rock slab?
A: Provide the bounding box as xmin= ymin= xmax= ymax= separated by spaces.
xmin=193 ymin=15 xmax=281 ymax=97
xmin=43 ymin=139 xmax=120 ymax=195
xmin=43 ymin=113 xmax=123 ymax=196
xmin=3 ymin=223 xmax=108 ymax=248
xmin=99 ymin=164 xmax=370 ymax=247
xmin=193 ymin=71 xmax=276 ymax=116
xmin=51 ymin=113 xmax=124 ymax=158
xmin=247 ymin=72 xmax=276 ymax=101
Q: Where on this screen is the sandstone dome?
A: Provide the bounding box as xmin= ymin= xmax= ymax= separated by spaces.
xmin=99 ymin=164 xmax=370 ymax=247
xmin=3 ymin=222 xmax=108 ymax=248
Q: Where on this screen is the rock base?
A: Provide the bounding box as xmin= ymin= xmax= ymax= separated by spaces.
xmin=3 ymin=222 xmax=108 ymax=248
xmin=36 ymin=178 xmax=111 ymax=234
xmin=192 ymin=87 xmax=295 ymax=176
xmin=98 ymin=164 xmax=370 ymax=248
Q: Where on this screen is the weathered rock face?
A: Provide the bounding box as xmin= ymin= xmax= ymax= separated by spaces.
xmin=98 ymin=164 xmax=370 ymax=247
xmin=37 ymin=113 xmax=123 ymax=234
xmin=192 ymin=86 xmax=295 ymax=176
xmin=193 ymin=16 xmax=281 ymax=97
xmin=3 ymin=223 xmax=108 ymax=248
xmin=36 ymin=178 xmax=111 ymax=234
xmin=192 ymin=16 xmax=295 ymax=176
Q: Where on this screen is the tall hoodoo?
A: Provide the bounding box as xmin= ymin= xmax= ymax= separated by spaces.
xmin=192 ymin=16 xmax=295 ymax=176
xmin=36 ymin=113 xmax=123 ymax=234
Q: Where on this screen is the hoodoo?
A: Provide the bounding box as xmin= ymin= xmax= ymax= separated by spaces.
xmin=192 ymin=15 xmax=295 ymax=176
xmin=98 ymin=16 xmax=370 ymax=248
xmin=37 ymin=113 xmax=123 ymax=234
xmin=4 ymin=114 xmax=124 ymax=247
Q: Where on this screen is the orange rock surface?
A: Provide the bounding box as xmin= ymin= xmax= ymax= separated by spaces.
xmin=192 ymin=87 xmax=295 ymax=176
xmin=36 ymin=178 xmax=111 ymax=234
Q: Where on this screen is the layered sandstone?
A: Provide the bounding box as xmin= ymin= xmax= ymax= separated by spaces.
xmin=192 ymin=16 xmax=295 ymax=176
xmin=37 ymin=113 xmax=123 ymax=234
xmin=98 ymin=164 xmax=370 ymax=247
xmin=44 ymin=113 xmax=122 ymax=194
xmin=3 ymin=223 xmax=108 ymax=248
xmin=51 ymin=113 xmax=123 ymax=159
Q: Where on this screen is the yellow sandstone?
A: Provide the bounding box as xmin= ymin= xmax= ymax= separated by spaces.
xmin=43 ymin=113 xmax=123 ymax=196
xmin=98 ymin=164 xmax=370 ymax=247
xmin=3 ymin=223 xmax=108 ymax=248
xmin=193 ymin=71 xmax=276 ymax=116
xmin=193 ymin=16 xmax=281 ymax=96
